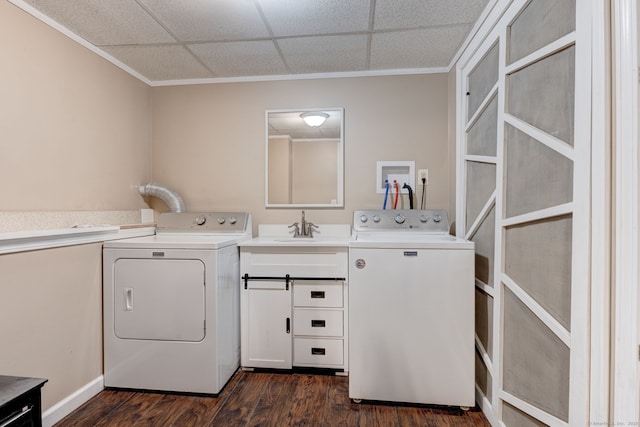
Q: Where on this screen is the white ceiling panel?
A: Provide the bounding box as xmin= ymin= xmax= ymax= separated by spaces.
xmin=12 ymin=0 xmax=490 ymax=83
xmin=374 ymin=0 xmax=489 ymax=30
xmin=256 ymin=0 xmax=371 ymax=37
xmin=22 ymin=0 xmax=175 ymax=45
xmin=138 ymin=0 xmax=270 ymax=42
xmin=370 ymin=26 xmax=472 ymax=70
xmin=278 ymin=35 xmax=368 ymax=74
xmin=102 ymin=45 xmax=212 ymax=81
xmin=189 ymin=41 xmax=288 ymax=77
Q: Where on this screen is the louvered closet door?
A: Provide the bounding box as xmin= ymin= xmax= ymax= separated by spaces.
xmin=459 ymin=0 xmax=590 ymax=425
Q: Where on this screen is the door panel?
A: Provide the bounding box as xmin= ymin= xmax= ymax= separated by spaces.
xmin=114 ymin=258 xmax=205 ymax=342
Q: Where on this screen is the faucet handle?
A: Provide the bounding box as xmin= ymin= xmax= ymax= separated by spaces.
xmin=288 ymin=222 xmax=300 ymax=237
xmin=306 ymin=222 xmax=318 ymax=237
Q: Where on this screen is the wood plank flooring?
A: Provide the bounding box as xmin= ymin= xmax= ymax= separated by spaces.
xmin=54 ymin=370 xmax=490 ymax=426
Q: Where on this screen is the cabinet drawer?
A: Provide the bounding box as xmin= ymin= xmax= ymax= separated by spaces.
xmin=294 ymin=338 xmax=344 ymax=366
xmin=293 ymin=281 xmax=343 ymax=307
xmin=294 ymin=309 xmax=343 ymax=337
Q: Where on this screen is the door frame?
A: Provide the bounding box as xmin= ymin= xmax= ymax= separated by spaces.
xmin=612 ymin=0 xmax=640 ymax=422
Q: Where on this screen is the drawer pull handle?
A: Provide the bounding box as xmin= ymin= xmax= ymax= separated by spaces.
xmin=0 ymin=405 xmax=33 ymax=427
xmin=311 ymin=320 xmax=326 ymax=328
xmin=310 ymin=291 xmax=325 ymax=299
xmin=286 ymin=318 xmax=290 ymax=334
xmin=311 ymin=347 xmax=326 ymax=355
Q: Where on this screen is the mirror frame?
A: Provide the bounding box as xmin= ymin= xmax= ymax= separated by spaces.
xmin=265 ymin=108 xmax=344 ymax=208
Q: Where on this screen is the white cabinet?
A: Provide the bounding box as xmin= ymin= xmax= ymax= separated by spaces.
xmin=241 ymin=279 xmax=292 ymax=369
xmin=239 ymin=243 xmax=348 ymax=373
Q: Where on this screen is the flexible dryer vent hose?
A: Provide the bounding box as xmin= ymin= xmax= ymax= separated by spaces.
xmin=138 ymin=183 xmax=185 ymax=213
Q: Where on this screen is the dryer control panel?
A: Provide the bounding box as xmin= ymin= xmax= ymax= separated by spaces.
xmin=353 ymin=209 xmax=449 ymax=233
xmin=157 ymin=212 xmax=250 ymax=233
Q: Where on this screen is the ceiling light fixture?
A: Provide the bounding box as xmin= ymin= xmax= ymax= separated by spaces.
xmin=300 ymin=111 xmax=329 ymax=127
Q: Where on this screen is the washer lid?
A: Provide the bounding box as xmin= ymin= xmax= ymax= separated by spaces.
xmin=349 ymin=233 xmax=474 ymax=249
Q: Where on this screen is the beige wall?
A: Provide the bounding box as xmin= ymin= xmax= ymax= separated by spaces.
xmin=0 ymin=1 xmax=153 ymax=413
xmin=0 ymin=1 xmax=152 ymax=212
xmin=0 ymin=244 xmax=103 ymax=410
xmin=151 ymin=74 xmax=450 ymax=231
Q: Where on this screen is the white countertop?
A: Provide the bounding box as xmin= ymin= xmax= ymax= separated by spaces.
xmin=0 ymin=225 xmax=155 ymax=255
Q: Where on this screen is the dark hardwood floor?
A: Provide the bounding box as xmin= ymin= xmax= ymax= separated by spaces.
xmin=54 ymin=370 xmax=490 ymax=426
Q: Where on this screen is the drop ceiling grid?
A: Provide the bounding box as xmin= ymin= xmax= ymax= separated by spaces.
xmin=17 ymin=0 xmax=490 ymax=82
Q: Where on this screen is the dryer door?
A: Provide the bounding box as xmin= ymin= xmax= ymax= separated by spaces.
xmin=113 ymin=258 xmax=205 ymax=342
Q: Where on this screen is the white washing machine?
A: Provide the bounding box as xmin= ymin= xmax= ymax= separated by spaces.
xmin=103 ymin=212 xmax=251 ymax=394
xmin=348 ymin=209 xmax=475 ymax=407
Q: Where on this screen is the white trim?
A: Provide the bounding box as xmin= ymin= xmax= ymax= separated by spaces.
xmin=503 ymin=114 xmax=575 ymax=161
xmin=447 ymin=0 xmax=502 ymax=72
xmin=568 ymin=0 xmax=595 ymax=425
xmin=464 ymin=155 xmax=497 ymax=164
xmin=500 ymin=390 xmax=569 ymax=427
xmin=475 ymin=386 xmax=503 ymax=427
xmin=612 ymin=0 xmax=640 ymax=423
xmin=475 ymin=335 xmax=494 ymax=373
xmin=7 ymin=0 xmax=152 ymax=86
xmin=150 ymin=67 xmax=449 ymax=87
xmin=501 ymin=202 xmax=574 ymax=227
xmin=465 ymin=191 xmax=496 ymax=240
xmin=465 ymin=85 xmax=498 ymax=131
xmin=589 ymin=0 xmax=612 ymax=424
xmin=456 ymin=0 xmax=516 ymax=71
xmin=42 ymin=376 xmax=104 ymax=427
xmin=504 ymin=32 xmax=576 ymax=75
xmin=502 ymin=274 xmax=571 ymax=347
xmin=491 ymin=21 xmax=508 ymax=426
xmin=475 ymin=279 xmax=496 ymax=297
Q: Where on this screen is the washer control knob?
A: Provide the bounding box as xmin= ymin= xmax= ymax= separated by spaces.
xmin=433 ymin=214 xmax=442 ymax=223
xmin=195 ymin=216 xmax=207 ymax=226
xmin=372 ymin=215 xmax=381 ymax=223
xmin=360 ymin=215 xmax=368 ymax=223
xmin=229 ymin=217 xmax=237 ymax=224
xmin=419 ymin=215 xmax=429 ymax=223
xmin=394 ymin=214 xmax=406 ymax=224
xmin=217 ymin=217 xmax=226 ymax=224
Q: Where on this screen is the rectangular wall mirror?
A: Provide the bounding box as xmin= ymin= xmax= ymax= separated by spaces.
xmin=266 ymin=108 xmax=344 ymax=208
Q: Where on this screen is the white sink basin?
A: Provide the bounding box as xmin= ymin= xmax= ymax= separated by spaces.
xmin=239 ymin=224 xmax=351 ymax=247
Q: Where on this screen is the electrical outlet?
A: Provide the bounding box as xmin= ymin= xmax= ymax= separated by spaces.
xmin=418 ymin=169 xmax=429 ymax=185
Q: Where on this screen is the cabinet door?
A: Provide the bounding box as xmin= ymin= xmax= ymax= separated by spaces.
xmin=241 ymin=280 xmax=292 ymax=369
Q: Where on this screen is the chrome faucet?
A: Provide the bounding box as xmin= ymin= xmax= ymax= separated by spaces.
xmin=289 ymin=210 xmax=317 ymax=238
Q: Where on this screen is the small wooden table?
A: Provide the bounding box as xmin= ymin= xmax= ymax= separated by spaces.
xmin=0 ymin=376 xmax=47 ymax=427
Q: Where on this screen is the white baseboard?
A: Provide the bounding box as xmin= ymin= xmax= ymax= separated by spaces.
xmin=42 ymin=376 xmax=104 ymax=427
xmin=475 ymin=385 xmax=501 ymax=426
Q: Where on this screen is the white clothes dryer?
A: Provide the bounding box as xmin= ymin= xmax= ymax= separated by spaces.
xmin=348 ymin=209 xmax=475 ymax=407
xmin=103 ymin=212 xmax=251 ymax=394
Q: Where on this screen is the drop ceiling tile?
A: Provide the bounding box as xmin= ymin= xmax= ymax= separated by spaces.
xmin=257 ymin=0 xmax=370 ymax=37
xmin=22 ymin=0 xmax=175 ymax=45
xmin=189 ymin=41 xmax=288 ymax=77
xmin=370 ymin=26 xmax=471 ymax=69
xmin=102 ymin=45 xmax=212 ymax=81
xmin=278 ymin=35 xmax=368 ymax=74
xmin=138 ymin=0 xmax=270 ymax=42
xmin=374 ymin=0 xmax=488 ymax=30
